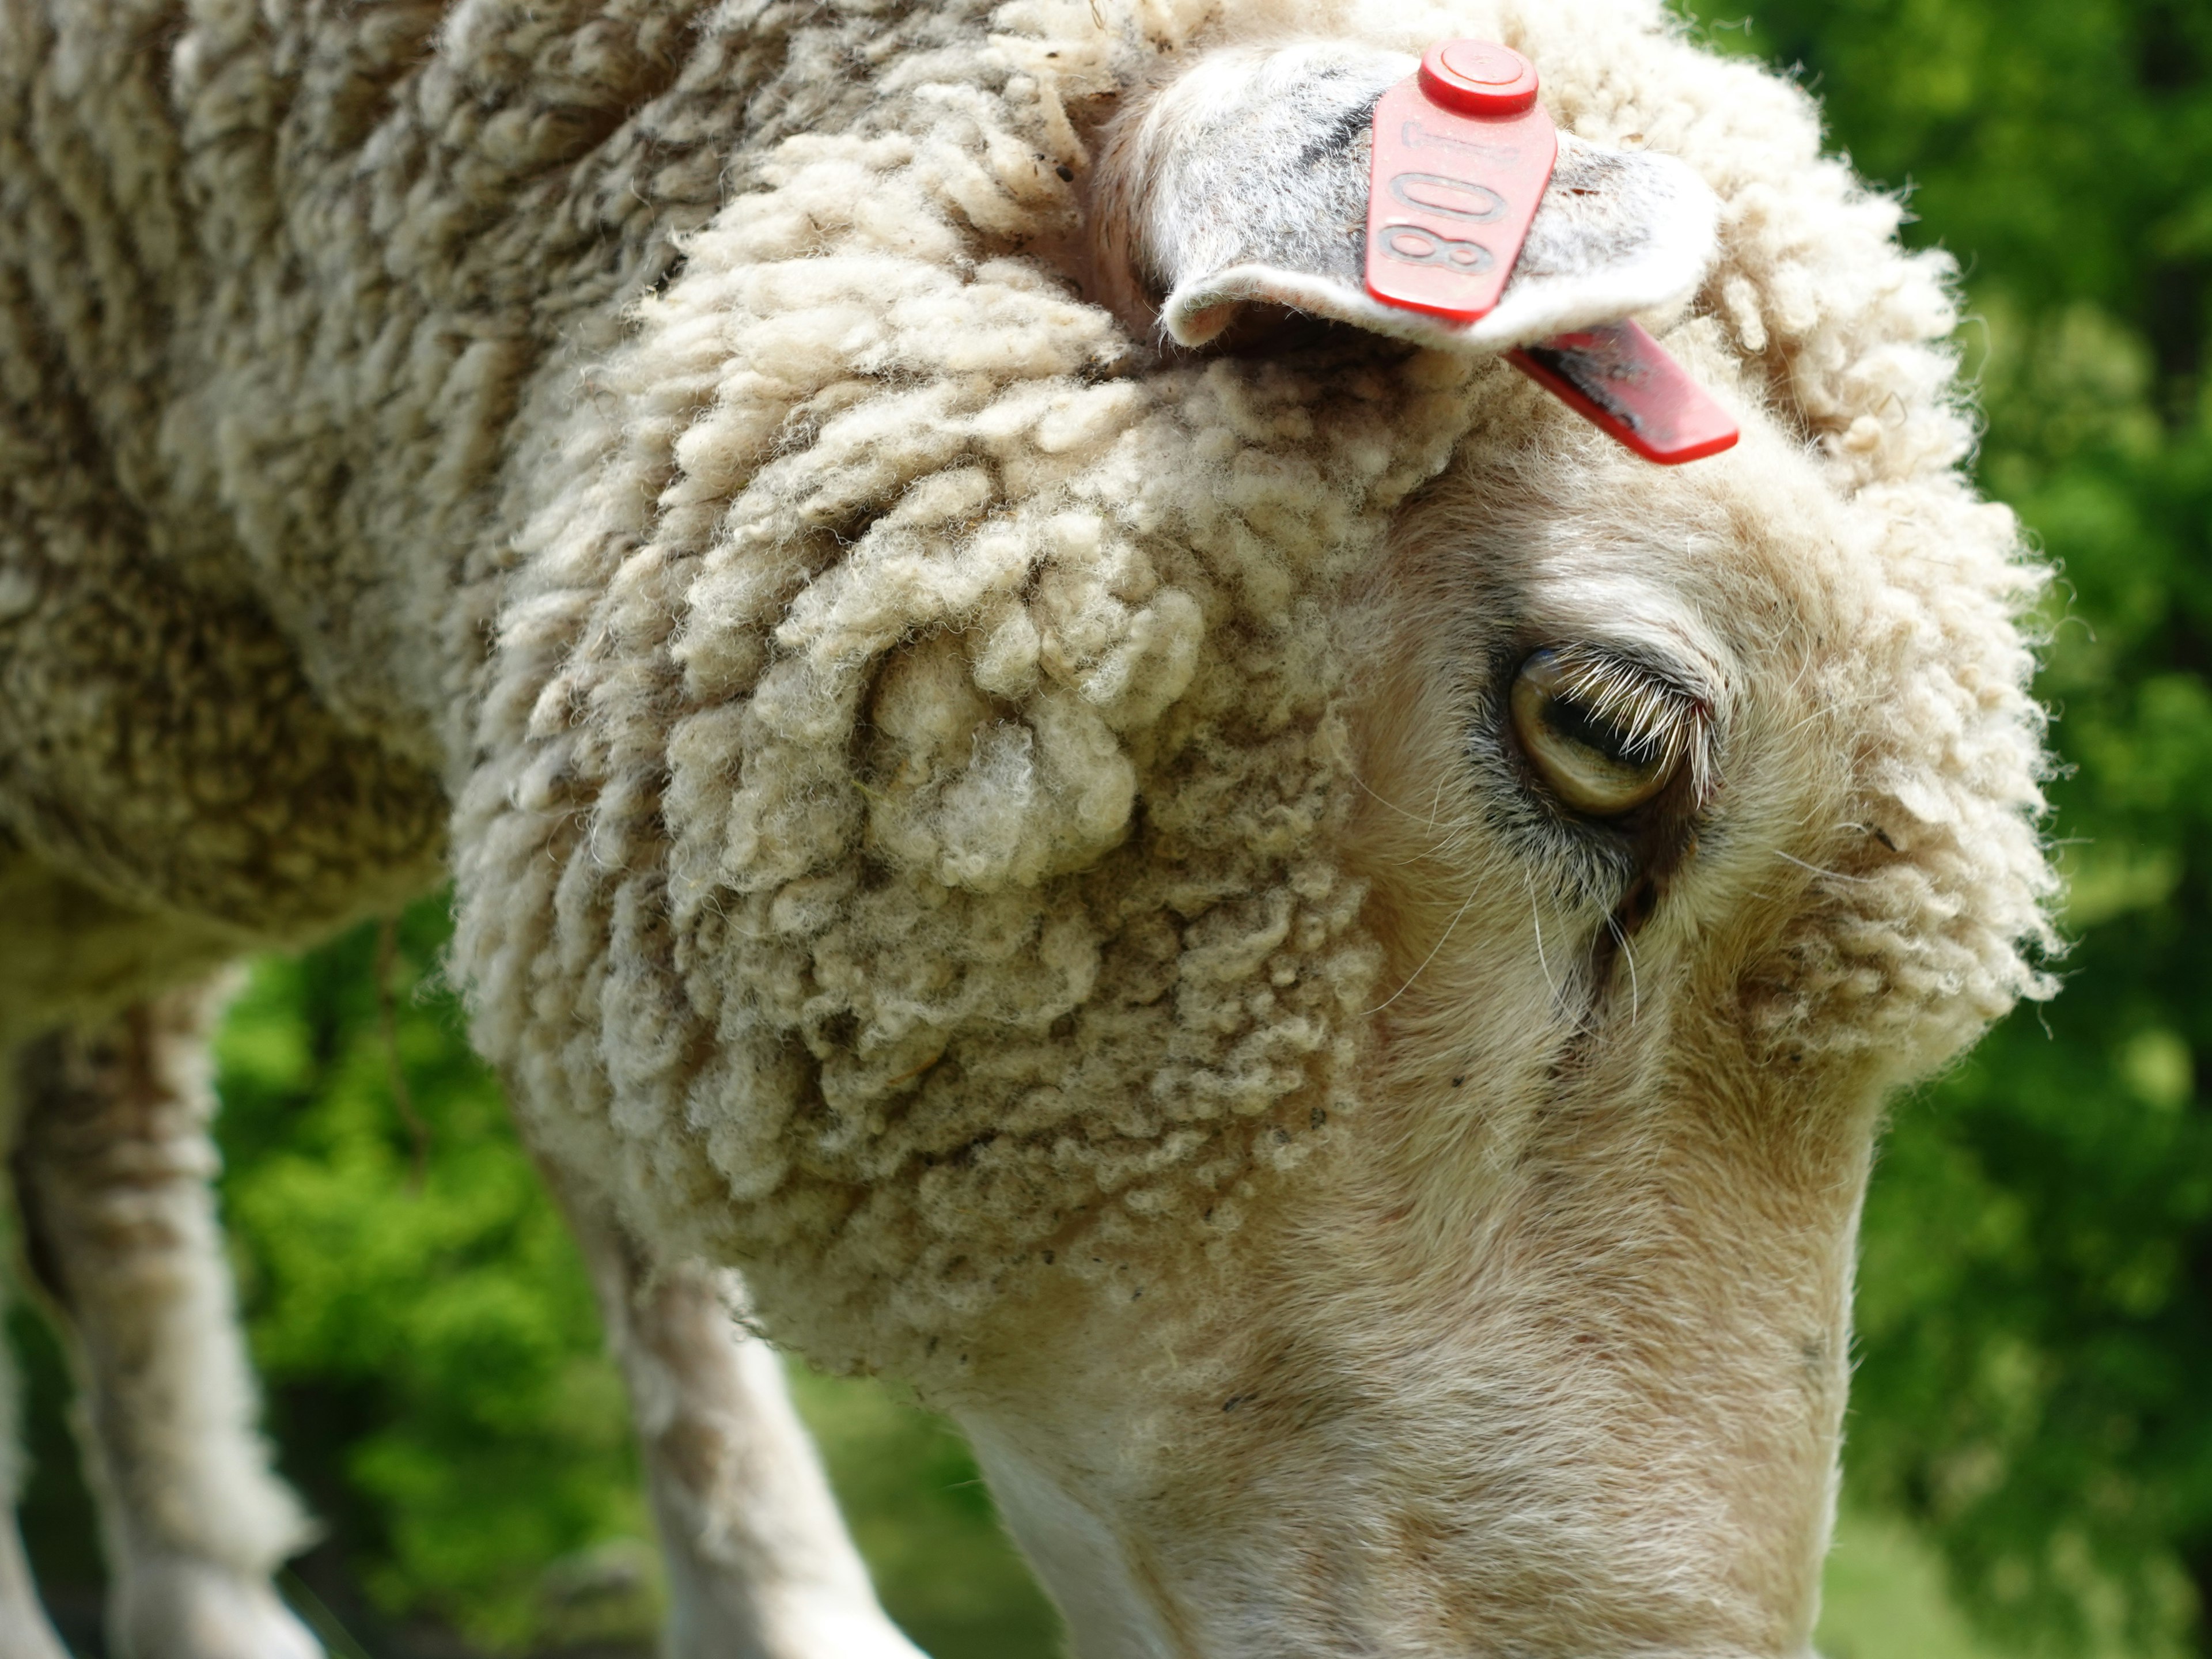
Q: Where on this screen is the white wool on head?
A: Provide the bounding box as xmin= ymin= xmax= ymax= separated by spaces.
xmin=450 ymin=0 xmax=2055 ymax=1371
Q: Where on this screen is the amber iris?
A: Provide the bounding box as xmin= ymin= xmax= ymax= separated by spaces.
xmin=1509 ymin=648 xmax=1682 ymax=816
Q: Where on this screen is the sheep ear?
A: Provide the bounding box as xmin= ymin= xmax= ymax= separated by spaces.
xmin=1104 ymin=45 xmax=1720 ymax=354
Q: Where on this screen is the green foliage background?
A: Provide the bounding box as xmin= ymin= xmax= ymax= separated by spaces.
xmin=13 ymin=0 xmax=2212 ymax=1654
xmin=1703 ymin=1 xmax=2212 ymax=1654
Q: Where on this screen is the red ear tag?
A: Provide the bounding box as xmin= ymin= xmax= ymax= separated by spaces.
xmin=1365 ymin=41 xmax=1557 ymax=323
xmin=1509 ymin=323 xmax=1741 ymax=465
xmin=1366 ymin=43 xmax=1741 ymax=465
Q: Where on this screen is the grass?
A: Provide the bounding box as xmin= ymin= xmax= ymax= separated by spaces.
xmin=1818 ymin=1509 xmax=2015 ymax=1659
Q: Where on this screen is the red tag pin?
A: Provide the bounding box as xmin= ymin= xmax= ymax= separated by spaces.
xmin=1509 ymin=324 xmax=1740 ymax=464
xmin=1365 ymin=41 xmax=1557 ymax=323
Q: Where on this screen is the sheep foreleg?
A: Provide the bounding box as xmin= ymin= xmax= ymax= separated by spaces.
xmin=0 ymin=1306 xmax=69 ymax=1659
xmin=560 ymin=1192 xmax=927 ymax=1659
xmin=10 ymin=991 xmax=321 ymax=1659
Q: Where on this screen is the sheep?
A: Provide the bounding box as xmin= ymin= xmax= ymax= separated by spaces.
xmin=0 ymin=0 xmax=2056 ymax=1654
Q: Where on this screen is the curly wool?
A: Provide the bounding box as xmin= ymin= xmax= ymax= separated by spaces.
xmin=444 ymin=0 xmax=2054 ymax=1369
xmin=454 ymin=164 xmax=1476 ymax=1350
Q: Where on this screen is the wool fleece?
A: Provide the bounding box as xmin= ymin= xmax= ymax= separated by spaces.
xmin=0 ymin=0 xmax=2052 ymax=1396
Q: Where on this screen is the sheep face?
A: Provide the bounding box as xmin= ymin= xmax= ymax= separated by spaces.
xmin=468 ymin=337 xmax=2043 ymax=1654
xmin=941 ymin=370 xmax=1979 ymax=1658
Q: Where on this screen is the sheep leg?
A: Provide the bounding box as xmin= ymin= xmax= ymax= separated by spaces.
xmin=559 ymin=1191 xmax=926 ymax=1659
xmin=0 ymin=1221 xmax=69 ymax=1659
xmin=10 ymin=992 xmax=322 ymax=1659
xmin=0 ymin=1520 xmax=69 ymax=1659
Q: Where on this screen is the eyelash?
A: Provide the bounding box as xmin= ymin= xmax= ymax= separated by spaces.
xmin=1520 ymin=643 xmax=1713 ymax=806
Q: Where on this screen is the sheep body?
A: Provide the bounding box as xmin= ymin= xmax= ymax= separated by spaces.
xmin=0 ymin=0 xmax=2056 ymax=1649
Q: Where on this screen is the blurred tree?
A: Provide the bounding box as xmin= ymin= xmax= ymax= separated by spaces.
xmin=1692 ymin=0 xmax=2212 ymax=1653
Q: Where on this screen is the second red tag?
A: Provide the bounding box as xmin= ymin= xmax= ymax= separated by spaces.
xmin=1510 ymin=323 xmax=1741 ymax=465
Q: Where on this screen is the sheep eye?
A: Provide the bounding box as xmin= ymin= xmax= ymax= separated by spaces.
xmin=1509 ymin=647 xmax=1688 ymax=817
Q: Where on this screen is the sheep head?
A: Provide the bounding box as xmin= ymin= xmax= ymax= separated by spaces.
xmin=453 ymin=3 xmax=2055 ymax=1653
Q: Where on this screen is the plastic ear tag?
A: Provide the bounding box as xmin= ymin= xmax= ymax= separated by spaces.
xmin=1510 ymin=324 xmax=1741 ymax=464
xmin=1366 ymin=41 xmax=1741 ymax=465
xmin=1365 ymin=40 xmax=1557 ymax=322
